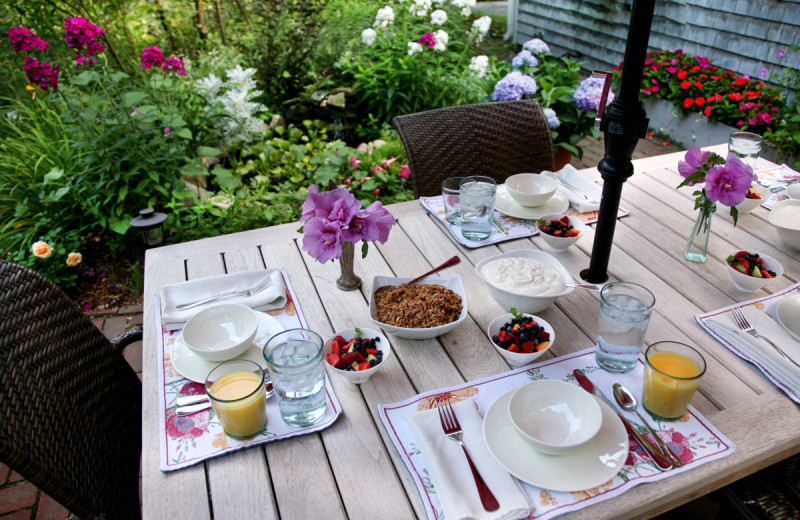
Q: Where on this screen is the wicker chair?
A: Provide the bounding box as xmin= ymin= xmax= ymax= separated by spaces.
xmin=0 ymin=260 xmax=142 ymax=519
xmin=392 ymin=99 xmax=556 ymax=198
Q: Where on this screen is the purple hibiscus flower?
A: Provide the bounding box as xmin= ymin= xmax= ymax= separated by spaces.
xmin=677 ymin=146 xmax=712 ymax=185
xmin=704 ymin=154 xmax=756 ymax=206
xmin=302 ymin=218 xmax=344 ymax=263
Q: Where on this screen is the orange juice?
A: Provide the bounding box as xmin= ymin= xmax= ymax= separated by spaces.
xmin=209 ymin=370 xmax=267 ymax=438
xmin=643 ymin=351 xmax=703 ymax=420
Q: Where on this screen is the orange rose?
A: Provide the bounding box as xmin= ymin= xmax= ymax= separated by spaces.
xmin=66 ymin=252 xmax=82 ymax=266
xmin=32 ymin=241 xmax=52 ymax=259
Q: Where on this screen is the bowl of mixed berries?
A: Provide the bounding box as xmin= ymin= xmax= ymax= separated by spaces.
xmin=487 ymin=309 xmax=555 ymax=367
xmin=725 ymin=250 xmax=783 ymax=293
xmin=728 ymin=184 xmax=767 ymax=214
xmin=536 ymin=214 xmax=587 ymax=252
xmin=324 ymin=327 xmax=391 ymax=384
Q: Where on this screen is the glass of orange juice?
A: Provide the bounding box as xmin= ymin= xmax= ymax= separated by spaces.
xmin=205 ymin=360 xmax=268 ymax=439
xmin=643 ymin=341 xmax=706 ymax=420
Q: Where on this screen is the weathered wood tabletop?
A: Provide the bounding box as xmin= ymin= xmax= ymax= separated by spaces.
xmin=142 ymin=145 xmax=800 ymax=519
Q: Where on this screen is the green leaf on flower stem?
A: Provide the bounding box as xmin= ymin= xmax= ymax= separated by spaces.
xmin=70 ymin=70 xmax=99 ymax=86
xmin=176 ymin=128 xmax=192 ymax=139
xmin=43 ymin=168 xmax=64 ymax=183
xmin=162 ymin=115 xmax=187 ymax=128
xmin=118 ymin=185 xmax=128 ymax=201
xmin=730 ymin=206 xmax=739 ymax=227
xmin=135 ymin=105 xmax=158 ymax=118
xmin=313 ymin=164 xmax=338 ymax=186
xmin=109 ymin=71 xmax=129 ymax=84
xmin=197 ymin=146 xmax=222 ymax=157
xmin=109 ymin=217 xmax=130 ymax=235
xmin=122 ymin=91 xmax=147 ymax=107
xmin=362 ymin=241 xmax=369 ymax=259
xmin=212 ymin=166 xmax=241 ymax=190
xmin=51 ymin=187 xmax=69 ymax=201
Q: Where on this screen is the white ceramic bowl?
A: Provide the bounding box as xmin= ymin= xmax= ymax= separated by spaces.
xmin=323 ymin=327 xmax=391 ymax=384
xmin=183 ymin=304 xmax=259 ymax=361
xmin=732 ymin=184 xmax=767 ymax=214
xmin=475 ymin=250 xmax=575 ymax=314
xmin=369 ymin=275 xmax=468 ymax=339
xmin=505 ymin=173 xmax=558 ymax=207
xmin=769 ymin=199 xmax=800 ymax=250
xmin=487 ymin=313 xmax=554 ymax=367
xmin=724 ymin=251 xmax=784 ymax=293
xmin=508 ymin=380 xmax=603 ymax=455
xmin=786 ymin=183 xmax=800 ymax=200
xmin=537 ymin=214 xmax=588 ymax=252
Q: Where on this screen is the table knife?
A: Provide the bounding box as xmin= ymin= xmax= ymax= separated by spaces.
xmin=573 ymin=369 xmax=673 ymax=471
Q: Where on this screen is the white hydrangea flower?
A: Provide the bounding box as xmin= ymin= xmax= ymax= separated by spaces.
xmin=430 ymin=9 xmax=447 ymax=25
xmin=361 ymin=28 xmax=377 ymax=45
xmin=374 ymin=6 xmax=395 ymax=29
xmin=469 ymin=16 xmax=492 ymax=44
xmin=409 ymin=0 xmax=432 ymax=17
xmin=407 ymin=42 xmax=423 ymax=55
xmin=460 ymin=7 xmax=471 ymax=16
xmin=433 ymin=30 xmax=449 ymax=51
xmin=469 ymin=55 xmax=489 ymax=78
xmin=451 ymin=0 xmax=466 ymax=8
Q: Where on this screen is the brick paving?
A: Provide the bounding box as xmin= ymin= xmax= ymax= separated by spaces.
xmin=0 ymin=136 xmax=679 ymax=519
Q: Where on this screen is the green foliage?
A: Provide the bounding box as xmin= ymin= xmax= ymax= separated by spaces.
xmin=763 ymin=46 xmax=800 ymax=169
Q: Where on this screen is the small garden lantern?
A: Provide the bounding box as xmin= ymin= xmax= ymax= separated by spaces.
xmin=130 ymin=208 xmax=167 ymax=247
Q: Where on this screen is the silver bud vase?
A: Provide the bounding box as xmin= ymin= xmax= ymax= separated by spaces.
xmin=336 ymin=241 xmax=362 ymax=291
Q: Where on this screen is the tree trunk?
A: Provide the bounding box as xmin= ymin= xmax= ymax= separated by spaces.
xmin=196 ymin=0 xmax=209 ymax=39
xmin=234 ymin=0 xmax=253 ymax=29
xmin=214 ymin=0 xmax=226 ymax=45
xmin=155 ymin=0 xmax=179 ymax=53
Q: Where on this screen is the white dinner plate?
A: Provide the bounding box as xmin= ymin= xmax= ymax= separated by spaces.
xmin=776 ymin=294 xmax=800 ymax=342
xmin=494 ymin=185 xmax=570 ymax=220
xmin=170 ymin=312 xmax=284 ymax=382
xmin=482 ymin=387 xmax=628 ymax=492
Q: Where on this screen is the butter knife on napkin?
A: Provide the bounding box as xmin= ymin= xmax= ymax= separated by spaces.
xmin=162 ymin=269 xmax=287 ymax=329
xmin=405 ymin=398 xmax=530 ymax=520
xmin=542 ymin=165 xmax=601 ymax=213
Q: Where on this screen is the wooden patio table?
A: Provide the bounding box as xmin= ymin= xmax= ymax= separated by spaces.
xmin=141 ymin=144 xmax=800 ymax=519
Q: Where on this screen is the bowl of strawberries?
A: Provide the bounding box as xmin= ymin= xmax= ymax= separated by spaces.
xmin=536 ymin=214 xmax=587 ymax=252
xmin=324 ymin=327 xmax=391 ymax=384
xmin=487 ymin=310 xmax=554 ymax=367
xmin=725 ymin=250 xmax=783 ymax=293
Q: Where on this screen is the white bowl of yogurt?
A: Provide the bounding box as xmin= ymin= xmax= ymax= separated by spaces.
xmin=769 ymin=199 xmax=800 ymax=251
xmin=475 ymin=250 xmax=575 ymax=313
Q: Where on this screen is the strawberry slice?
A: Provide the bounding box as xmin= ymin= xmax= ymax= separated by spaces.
xmin=326 ymin=353 xmax=340 ymax=367
xmin=560 ymin=216 xmax=570 ymax=224
xmin=507 ymin=344 xmax=521 ymax=353
xmin=358 ymin=361 xmax=371 ymax=371
xmin=521 ymin=341 xmax=536 ymax=353
xmin=338 ymin=351 xmax=360 ymax=366
xmin=538 ymin=331 xmax=550 ymax=340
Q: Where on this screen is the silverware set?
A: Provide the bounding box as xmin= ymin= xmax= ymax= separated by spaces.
xmin=176 ymin=276 xmax=273 ymax=310
xmin=729 ymin=305 xmax=800 ymax=368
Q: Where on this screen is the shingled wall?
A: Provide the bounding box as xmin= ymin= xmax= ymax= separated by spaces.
xmin=514 ymin=0 xmax=800 ymax=84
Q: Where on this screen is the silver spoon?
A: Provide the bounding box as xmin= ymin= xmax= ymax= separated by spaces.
xmin=565 ymin=283 xmax=602 ymax=291
xmin=612 ymin=383 xmax=683 ymax=467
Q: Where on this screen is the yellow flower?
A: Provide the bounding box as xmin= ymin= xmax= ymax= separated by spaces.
xmin=66 ymin=252 xmax=82 ymax=266
xmin=32 ymin=241 xmax=53 ymax=259
xmin=25 ymin=85 xmax=36 ymax=91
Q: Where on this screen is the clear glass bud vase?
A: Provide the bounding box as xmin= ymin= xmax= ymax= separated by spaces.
xmin=684 ymin=202 xmax=717 ymax=263
xmin=336 ymin=241 xmax=362 ymax=291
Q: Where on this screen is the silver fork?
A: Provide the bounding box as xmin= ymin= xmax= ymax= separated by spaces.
xmin=730 ymin=306 xmax=800 ymax=369
xmin=436 ymin=398 xmax=500 ymax=512
xmin=176 ymin=276 xmax=273 ymax=310
xmin=558 ymin=178 xmax=599 ymax=203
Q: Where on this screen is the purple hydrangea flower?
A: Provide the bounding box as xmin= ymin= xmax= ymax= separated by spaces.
xmin=522 ymin=38 xmax=550 ymax=55
xmin=677 ymin=146 xmax=712 ymax=185
xmin=7 ymin=27 xmax=49 ymax=54
xmin=511 ymin=49 xmax=539 ymax=69
xmin=162 ymin=56 xmax=186 ymax=76
xmin=573 ymin=76 xmax=615 ymax=112
xmin=22 ymin=56 xmax=60 ymax=90
xmin=140 ymin=46 xmax=165 ymax=70
xmin=703 ymin=154 xmax=757 ymax=206
xmin=493 ymin=71 xmax=537 ymax=101
xmin=543 ymin=108 xmax=560 ymax=129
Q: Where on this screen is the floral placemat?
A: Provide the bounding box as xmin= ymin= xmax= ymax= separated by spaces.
xmin=378 ymin=348 xmax=734 ymax=520
xmin=155 ymin=268 xmax=342 ymax=472
xmin=420 ymin=195 xmax=629 ymax=249
xmin=755 ymin=164 xmax=800 ymax=210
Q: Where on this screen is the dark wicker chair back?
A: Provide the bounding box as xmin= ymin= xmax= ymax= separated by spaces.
xmin=392 ymin=99 xmax=556 ymax=198
xmin=0 ymin=260 xmax=142 ymax=519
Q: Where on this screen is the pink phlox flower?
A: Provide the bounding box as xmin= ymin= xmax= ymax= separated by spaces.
xmin=64 ymin=17 xmax=105 ymax=52
xmin=22 ymin=56 xmax=60 ymax=90
xmin=677 ymin=146 xmax=711 ymax=184
xmin=398 ymin=164 xmax=411 ymax=179
xmin=140 ymin=46 xmax=165 ymax=70
xmin=418 ymin=32 xmax=436 ymax=49
xmin=667 ymin=66 xmax=677 ymax=74
xmin=703 ymin=153 xmax=756 ymax=206
xmin=349 ymin=155 xmax=361 ymax=170
xmin=162 ymin=56 xmax=186 ymax=76
xmin=302 ymin=218 xmax=343 ymax=263
xmin=8 ymin=27 xmax=50 ymax=54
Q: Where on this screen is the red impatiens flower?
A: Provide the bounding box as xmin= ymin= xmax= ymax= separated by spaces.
xmin=683 ymin=97 xmax=694 ymax=108
xmin=677 ymin=69 xmax=687 ymax=79
xmin=694 ymin=81 xmax=703 ymax=89
xmin=734 ymin=76 xmax=748 ymax=86
xmin=704 ymin=106 xmax=712 ymax=116
xmin=729 ymin=92 xmax=744 ymax=101
xmin=681 ymin=80 xmax=692 ymax=90
xmin=695 ymin=97 xmax=705 ymax=105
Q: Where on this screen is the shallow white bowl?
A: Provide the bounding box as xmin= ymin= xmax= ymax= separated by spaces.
xmin=732 ymin=184 xmax=767 ymax=214
xmin=786 ymin=183 xmax=800 ymax=200
xmin=369 ymin=275 xmax=468 ymax=340
xmin=487 ymin=313 xmax=554 ymax=367
xmin=769 ymin=199 xmax=800 ymax=251
xmin=183 ymin=304 xmax=259 ymax=361
xmin=724 ymin=251 xmax=783 ymax=293
xmin=508 ymin=380 xmax=603 ymax=455
xmin=505 ymin=173 xmax=558 ymax=207
xmin=475 ymin=250 xmax=575 ymax=314
xmin=323 ymin=327 xmax=391 ymax=384
xmin=537 ymin=214 xmax=588 ymax=252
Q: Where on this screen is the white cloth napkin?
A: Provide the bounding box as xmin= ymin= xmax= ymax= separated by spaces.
xmin=161 ymin=269 xmax=287 ymax=329
xmin=706 ymin=305 xmax=800 ymax=398
xmin=542 ymin=164 xmax=601 ymax=213
xmin=405 ymin=398 xmax=530 ymax=520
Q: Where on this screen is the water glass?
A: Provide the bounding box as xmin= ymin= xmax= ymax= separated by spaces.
xmin=643 ymin=341 xmax=706 ymax=420
xmin=728 ymin=131 xmax=763 ymax=169
xmin=263 ymin=328 xmax=327 ymax=427
xmin=441 ymin=177 xmax=463 ymax=225
xmin=459 ymin=176 xmax=497 ymax=241
xmin=205 ymin=360 xmax=268 ymax=439
xmin=595 ymin=282 xmax=656 ymax=374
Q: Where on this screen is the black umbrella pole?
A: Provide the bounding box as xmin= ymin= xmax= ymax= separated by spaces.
xmin=585 ymin=0 xmax=656 ymax=284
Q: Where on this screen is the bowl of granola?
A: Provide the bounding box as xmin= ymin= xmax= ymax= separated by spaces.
xmin=369 ymin=275 xmax=467 ymax=339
